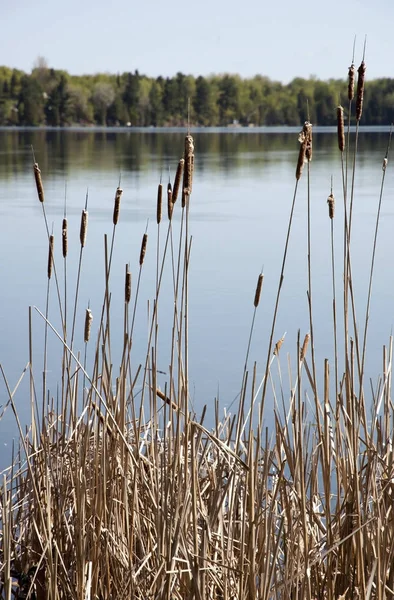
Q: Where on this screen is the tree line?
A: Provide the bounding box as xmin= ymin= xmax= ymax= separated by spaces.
xmin=0 ymin=59 xmax=393 ymax=127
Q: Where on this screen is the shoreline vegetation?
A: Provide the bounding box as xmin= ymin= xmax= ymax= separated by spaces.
xmin=0 ymin=58 xmax=394 ymax=128
xmin=2 ymin=50 xmax=394 ymax=599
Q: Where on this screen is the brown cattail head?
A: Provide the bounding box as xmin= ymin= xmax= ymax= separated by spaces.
xmin=62 ymin=218 xmax=68 ymax=258
xmin=84 ymin=308 xmax=93 ymax=343
xmin=125 ymin=264 xmax=131 ymax=303
xmin=383 ymin=157 xmax=388 ymax=172
xmin=273 ymin=336 xmax=284 ymax=356
xmin=356 ymin=61 xmax=366 ymax=122
xmin=253 ymin=273 xmax=264 ymax=308
xmin=47 ymin=235 xmax=54 ymax=279
xmin=337 ymin=106 xmax=345 ymax=152
xmin=296 ymin=122 xmax=312 ymax=179
xmin=167 ymin=182 xmax=173 ymax=220
xmin=172 ymin=158 xmax=184 ymax=203
xmin=139 ymin=233 xmax=148 ymax=266
xmin=181 ymin=189 xmax=186 ymax=208
xmin=80 ymin=209 xmax=88 ymax=247
xmin=327 ymin=193 xmax=335 ymax=219
xmin=33 ymin=163 xmax=44 ymax=203
xmin=300 ymin=333 xmax=310 ymax=361
xmin=113 ymin=187 xmax=122 ymax=225
xmin=156 ymin=183 xmax=162 ymax=225
xmin=183 ymin=135 xmax=194 ymax=197
xmin=348 ymin=63 xmax=355 ymax=101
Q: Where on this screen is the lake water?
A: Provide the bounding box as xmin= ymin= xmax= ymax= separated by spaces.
xmin=0 ymin=127 xmax=393 ymax=466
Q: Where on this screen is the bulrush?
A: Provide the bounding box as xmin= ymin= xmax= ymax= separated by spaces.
xmin=47 ymin=235 xmax=54 ymax=279
xmin=327 ymin=193 xmax=335 ymax=219
xmin=183 ymin=135 xmax=194 ymax=202
xmin=253 ymin=273 xmax=264 ymax=308
xmin=156 ymin=183 xmax=162 ymax=225
xmin=295 ymin=122 xmax=312 ymax=180
xmin=113 ymin=187 xmax=122 ymax=226
xmin=125 ymin=264 xmax=131 ymax=304
xmin=84 ymin=308 xmax=93 ymax=343
xmin=80 ymin=209 xmax=88 ymax=248
xmin=172 ymin=158 xmax=184 ymax=202
xmin=300 ymin=333 xmax=310 ymax=361
xmin=348 ymin=63 xmax=355 ymax=101
xmin=34 ymin=163 xmax=44 ymax=203
xmin=167 ymin=182 xmax=173 ymax=220
xmin=356 ymin=61 xmax=366 ymax=122
xmin=62 ymin=218 xmax=68 ymax=258
xmin=337 ymin=106 xmax=345 ymax=152
xmin=139 ymin=233 xmax=148 ymax=266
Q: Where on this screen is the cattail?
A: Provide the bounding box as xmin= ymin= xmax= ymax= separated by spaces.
xmin=167 ymin=182 xmax=173 ymax=220
xmin=80 ymin=209 xmax=88 ymax=247
xmin=172 ymin=158 xmax=184 ymax=202
xmin=273 ymin=336 xmax=284 ymax=356
xmin=327 ymin=193 xmax=335 ymax=219
xmin=33 ymin=163 xmax=44 ymax=203
xmin=125 ymin=264 xmax=131 ymax=303
xmin=156 ymin=183 xmax=162 ymax=224
xmin=84 ymin=308 xmax=93 ymax=343
xmin=47 ymin=235 xmax=54 ymax=279
xmin=139 ymin=233 xmax=148 ymax=266
xmin=62 ymin=218 xmax=68 ymax=258
xmin=183 ymin=135 xmax=194 ymax=196
xmin=337 ymin=106 xmax=345 ymax=152
xmin=295 ymin=122 xmax=311 ymax=180
xmin=253 ymin=273 xmax=264 ymax=307
xmin=300 ymin=333 xmax=310 ymax=361
xmin=348 ymin=63 xmax=355 ymax=101
xmin=305 ymin=122 xmax=313 ymax=162
xmin=383 ymin=157 xmax=388 ymax=172
xmin=356 ymin=61 xmax=366 ymax=122
xmin=113 ymin=187 xmax=122 ymax=225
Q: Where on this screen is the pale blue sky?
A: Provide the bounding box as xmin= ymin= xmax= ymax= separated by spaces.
xmin=1 ymin=0 xmax=393 ymax=81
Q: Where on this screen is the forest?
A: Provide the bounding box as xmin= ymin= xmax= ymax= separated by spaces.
xmin=0 ymin=59 xmax=393 ymax=127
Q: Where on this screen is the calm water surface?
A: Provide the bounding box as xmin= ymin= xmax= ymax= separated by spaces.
xmin=0 ymin=128 xmax=393 ymax=465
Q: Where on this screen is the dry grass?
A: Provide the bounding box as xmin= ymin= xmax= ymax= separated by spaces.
xmin=1 ymin=51 xmax=394 ymax=600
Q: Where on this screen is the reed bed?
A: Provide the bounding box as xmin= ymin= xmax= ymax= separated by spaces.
xmin=1 ymin=50 xmax=394 ymax=600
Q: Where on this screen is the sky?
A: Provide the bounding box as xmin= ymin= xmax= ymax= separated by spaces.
xmin=1 ymin=0 xmax=393 ymax=82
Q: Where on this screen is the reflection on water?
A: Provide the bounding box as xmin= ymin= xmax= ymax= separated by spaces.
xmin=0 ymin=128 xmax=393 ymax=467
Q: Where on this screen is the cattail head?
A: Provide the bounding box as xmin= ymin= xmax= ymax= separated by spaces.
xmin=296 ymin=122 xmax=312 ymax=179
xmin=300 ymin=333 xmax=310 ymax=361
xmin=125 ymin=264 xmax=131 ymax=303
xmin=348 ymin=63 xmax=355 ymax=101
xmin=383 ymin=157 xmax=388 ymax=172
xmin=172 ymin=158 xmax=184 ymax=203
xmin=80 ymin=209 xmax=88 ymax=247
xmin=47 ymin=235 xmax=54 ymax=279
xmin=183 ymin=135 xmax=194 ymax=197
xmin=156 ymin=183 xmax=162 ymax=225
xmin=356 ymin=61 xmax=366 ymax=122
xmin=139 ymin=233 xmax=148 ymax=266
xmin=113 ymin=187 xmax=122 ymax=225
xmin=167 ymin=182 xmax=173 ymax=220
xmin=253 ymin=273 xmax=264 ymax=308
xmin=84 ymin=308 xmax=93 ymax=343
xmin=62 ymin=218 xmax=68 ymax=258
xmin=273 ymin=336 xmax=284 ymax=356
xmin=337 ymin=106 xmax=345 ymax=152
xmin=33 ymin=163 xmax=44 ymax=203
xmin=304 ymin=122 xmax=313 ymax=162
xmin=327 ymin=193 xmax=335 ymax=219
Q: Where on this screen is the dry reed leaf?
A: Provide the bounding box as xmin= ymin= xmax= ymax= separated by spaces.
xmin=113 ymin=187 xmax=122 ymax=225
xmin=356 ymin=61 xmax=366 ymax=122
xmin=172 ymin=158 xmax=184 ymax=202
xmin=327 ymin=193 xmax=335 ymax=219
xmin=337 ymin=106 xmax=345 ymax=152
xmin=84 ymin=308 xmax=93 ymax=343
xmin=80 ymin=209 xmax=88 ymax=247
xmin=156 ymin=183 xmax=162 ymax=224
xmin=33 ymin=163 xmax=44 ymax=203
xmin=348 ymin=63 xmax=355 ymax=101
xmin=62 ymin=218 xmax=68 ymax=258
xmin=47 ymin=235 xmax=54 ymax=279
xmin=254 ymin=273 xmax=264 ymax=308
xmin=300 ymin=333 xmax=310 ymax=360
xmin=125 ymin=264 xmax=131 ymax=303
xmin=139 ymin=233 xmax=148 ymax=265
